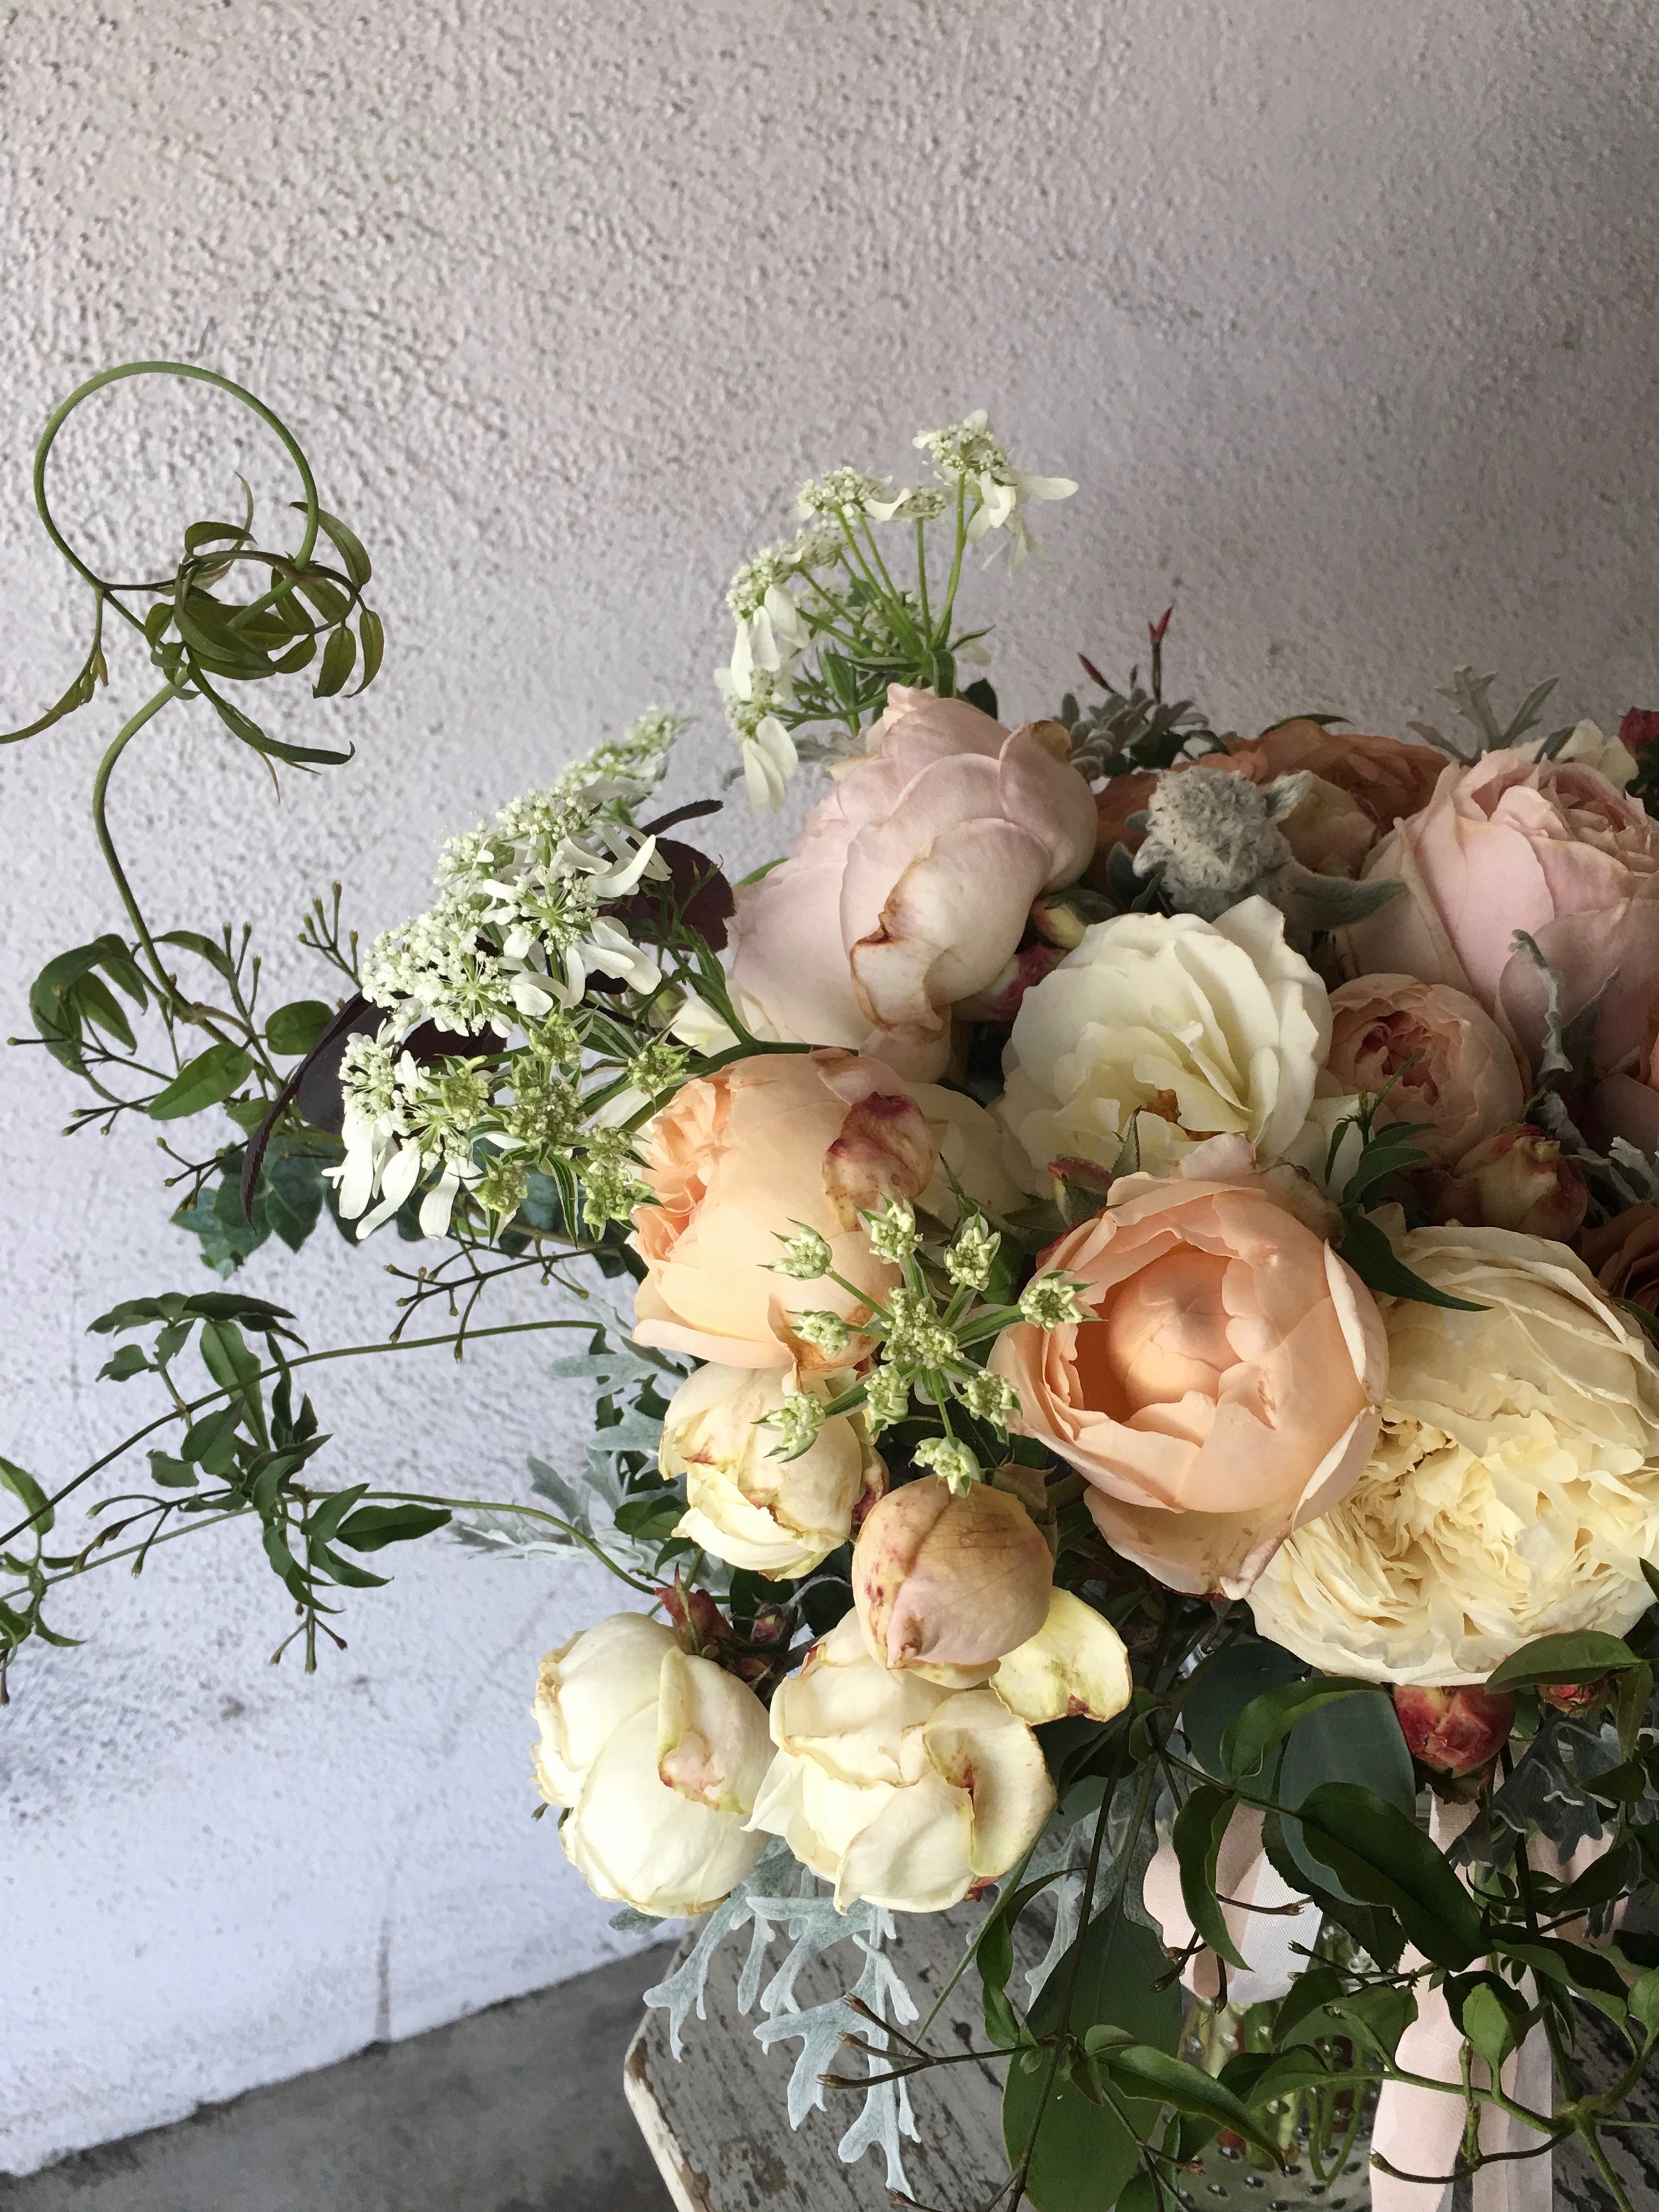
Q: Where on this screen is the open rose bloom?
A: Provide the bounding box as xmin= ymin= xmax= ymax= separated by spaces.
xmin=1346 ymin=748 xmax=1659 ymax=1067
xmin=727 ymin=687 xmax=1097 ymax=1077
xmin=991 ymin=1172 xmax=1386 ymax=1597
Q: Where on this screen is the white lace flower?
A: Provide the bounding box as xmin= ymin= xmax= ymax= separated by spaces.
xmin=913 ymin=409 xmax=1076 ymax=569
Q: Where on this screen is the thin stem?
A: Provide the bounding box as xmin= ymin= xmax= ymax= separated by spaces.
xmin=91 ymin=682 xmax=190 ymax=1008
xmin=362 ymin=1489 xmax=656 ymax=1596
xmin=0 ymin=1316 xmax=597 ymax=1549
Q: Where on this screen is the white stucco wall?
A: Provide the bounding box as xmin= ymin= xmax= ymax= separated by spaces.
xmin=3 ymin=0 xmax=1657 ymax=2174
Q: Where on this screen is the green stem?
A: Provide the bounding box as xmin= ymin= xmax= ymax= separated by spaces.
xmin=361 ymin=1489 xmax=657 ymax=1596
xmin=91 ymin=682 xmax=190 ymax=1008
xmin=0 ymin=1316 xmax=597 ymax=1549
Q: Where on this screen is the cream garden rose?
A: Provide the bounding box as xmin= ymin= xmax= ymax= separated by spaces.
xmin=748 ymin=1612 xmax=1054 ymax=1912
xmin=1250 ymin=1227 xmax=1659 ymax=1684
xmin=532 ymin=1614 xmax=772 ymax=1916
xmin=997 ymin=898 xmax=1331 ymax=1187
xmin=662 ymin=1362 xmax=883 ymax=1578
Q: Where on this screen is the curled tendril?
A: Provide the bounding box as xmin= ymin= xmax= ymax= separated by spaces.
xmin=3 ymin=360 xmax=382 ymax=1014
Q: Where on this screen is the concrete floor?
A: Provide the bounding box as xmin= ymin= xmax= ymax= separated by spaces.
xmin=0 ymin=1949 xmax=677 ymax=2212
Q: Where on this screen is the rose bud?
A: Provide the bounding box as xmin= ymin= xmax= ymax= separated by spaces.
xmin=853 ymin=1475 xmax=1053 ymax=1682
xmin=1538 ymin=1677 xmax=1613 ymax=1716
xmin=1449 ymin=1124 xmax=1589 ymax=1241
xmin=1619 ymin=707 xmax=1659 ymax=755
xmin=1392 ymin=1683 xmax=1516 ymax=1776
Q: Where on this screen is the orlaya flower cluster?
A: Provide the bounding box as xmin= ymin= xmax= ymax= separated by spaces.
xmin=717 ymin=411 xmax=1075 ymax=809
xmin=329 ymin=709 xmax=695 ymax=1237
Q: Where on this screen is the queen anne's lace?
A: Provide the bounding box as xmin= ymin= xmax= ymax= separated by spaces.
xmin=327 ymin=715 xmax=683 ymax=1239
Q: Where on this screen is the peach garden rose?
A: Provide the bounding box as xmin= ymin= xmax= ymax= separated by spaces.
xmin=1325 ymin=973 xmax=1528 ymax=1166
xmin=988 ymin=1170 xmax=1386 ymax=1598
xmin=629 ymin=1048 xmax=936 ymax=1369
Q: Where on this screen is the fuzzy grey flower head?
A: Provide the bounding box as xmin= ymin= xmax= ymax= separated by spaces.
xmin=1136 ymin=764 xmax=1402 ymax=944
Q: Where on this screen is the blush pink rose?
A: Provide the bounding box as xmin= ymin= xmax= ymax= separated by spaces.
xmin=727 ymin=686 xmax=1097 ymax=1079
xmin=1325 ymin=974 xmax=1528 ymax=1166
xmin=630 ymin=1050 xmax=934 ymax=1369
xmin=1585 ymin=1012 xmax=1659 ymax=1156
xmin=987 ymin=1173 xmax=1386 ymax=1598
xmin=1344 ymin=751 xmax=1659 ymax=1071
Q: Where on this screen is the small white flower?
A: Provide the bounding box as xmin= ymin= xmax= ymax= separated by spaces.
xmin=861 ymin=1195 xmax=919 ymax=1265
xmin=945 ymin=1213 xmax=1001 ymax=1292
xmin=911 ymin=1435 xmax=980 ymax=1495
xmin=1018 ymin=1273 xmax=1087 ymax=1330
xmin=770 ymin=1227 xmax=833 ymax=1280
xmin=913 ymin=409 xmax=1076 ymax=571
xmin=793 ymin=1309 xmax=854 ymax=1357
xmin=760 ymin=1391 xmax=826 ymax=1460
xmin=863 ymin=1364 xmax=910 ymax=1434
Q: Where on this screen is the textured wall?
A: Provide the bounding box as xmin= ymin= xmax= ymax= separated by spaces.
xmin=3 ymin=0 xmax=1657 ymax=2175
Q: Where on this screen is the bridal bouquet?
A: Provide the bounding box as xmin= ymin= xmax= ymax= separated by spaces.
xmin=11 ymin=364 xmax=1659 ymax=2212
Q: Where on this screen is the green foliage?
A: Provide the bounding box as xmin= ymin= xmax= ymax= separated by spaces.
xmin=1002 ymin=1911 xmax=1179 ymax=2212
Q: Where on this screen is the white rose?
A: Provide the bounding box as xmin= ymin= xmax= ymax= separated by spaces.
xmin=748 ymin=1613 xmax=1054 ymax=1911
xmin=997 ymin=897 xmax=1331 ymax=1188
xmin=533 ymin=1613 xmax=772 ymax=1915
xmin=662 ymin=1363 xmax=883 ymax=1579
xmin=1250 ymin=1227 xmax=1659 ymax=1685
xmin=1513 ymin=717 xmax=1637 ymax=791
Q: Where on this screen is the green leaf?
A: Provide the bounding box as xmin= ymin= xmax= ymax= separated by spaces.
xmin=1329 ymin=1982 xmax=1416 ymax=2061
xmin=1181 ymin=1637 xmax=1307 ymax=1778
xmin=1277 ymin=1687 xmax=1417 ymax=1903
xmin=0 ymin=1458 xmax=53 ymax=1537
xmin=1001 ymin=1911 xmax=1180 ymax=2212
xmin=336 ymin=1503 xmax=453 ymax=1553
xmin=1487 ymin=1631 xmax=1642 ymax=1692
xmin=198 ymin=1318 xmax=261 ymax=1401
xmin=293 ymin=503 xmax=373 ymax=588
xmin=1296 ymin=1783 xmax=1485 ymax=1969
xmin=264 ymin=1000 xmax=334 ymax=1056
xmin=98 ymin=1344 xmax=151 ymax=1382
xmin=157 ymin=929 xmax=236 ymax=982
xmin=1271 ymin=1965 xmax=1345 ymax=2049
xmin=72 ymin=972 xmax=136 ymax=1050
xmin=977 ymin=1872 xmax=1066 ymax=2049
xmin=1095 ymin=2044 xmax=1285 ymax=2162
xmin=147 ymin=1452 xmax=198 ymax=1490
xmin=1340 ymin=1212 xmax=1485 ymax=1310
xmin=1456 ymin=1976 xmax=1530 ymax=2072
xmin=1220 ymin=1676 xmax=1376 ymax=1784
xmin=1630 ymin=1967 xmax=1659 ymax=2037
xmin=313 ymin=624 xmax=356 ymax=698
xmin=259 ymin=1145 xmax=328 ymax=1253
xmin=354 ymin=606 xmax=385 ymax=692
xmin=148 ymin=1043 xmax=253 ymax=1121
xmin=1171 ymin=1784 xmax=1247 ymax=1969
